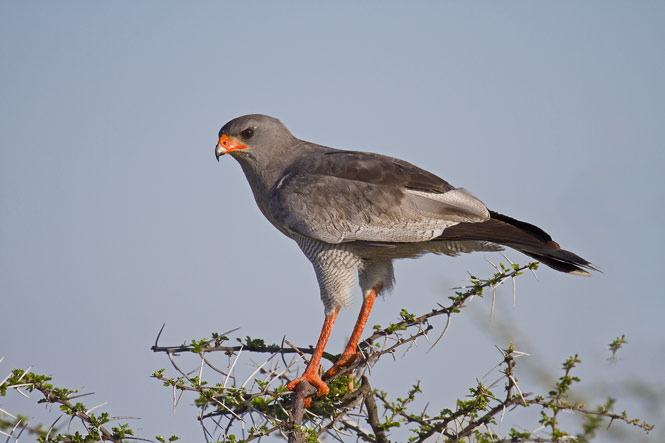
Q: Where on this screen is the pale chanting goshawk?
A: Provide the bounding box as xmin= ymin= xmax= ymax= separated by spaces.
xmin=215 ymin=114 xmax=595 ymax=397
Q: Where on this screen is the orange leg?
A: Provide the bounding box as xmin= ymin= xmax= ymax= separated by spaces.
xmin=287 ymin=307 xmax=340 ymax=396
xmin=324 ymin=285 xmax=381 ymax=379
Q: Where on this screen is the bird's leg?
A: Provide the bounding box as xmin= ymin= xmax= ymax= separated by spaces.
xmin=287 ymin=307 xmax=340 ymax=397
xmin=324 ymin=284 xmax=381 ymax=380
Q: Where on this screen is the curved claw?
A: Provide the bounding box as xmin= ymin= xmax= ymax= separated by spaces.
xmin=287 ymin=373 xmax=330 ymax=397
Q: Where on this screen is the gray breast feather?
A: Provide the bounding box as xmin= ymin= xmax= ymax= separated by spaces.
xmin=269 ymin=173 xmax=490 ymax=245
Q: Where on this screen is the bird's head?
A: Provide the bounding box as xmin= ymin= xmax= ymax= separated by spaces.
xmin=215 ymin=114 xmax=295 ymax=163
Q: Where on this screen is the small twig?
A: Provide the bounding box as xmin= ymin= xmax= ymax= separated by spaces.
xmin=285 ymin=339 xmax=310 ymax=365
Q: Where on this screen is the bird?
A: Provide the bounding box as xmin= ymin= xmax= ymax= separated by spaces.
xmin=215 ymin=114 xmax=595 ymax=397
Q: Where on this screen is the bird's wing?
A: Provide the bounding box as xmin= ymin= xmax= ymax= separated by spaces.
xmin=268 ymin=150 xmax=490 ymax=244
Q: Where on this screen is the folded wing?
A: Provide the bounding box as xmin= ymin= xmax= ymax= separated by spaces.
xmin=268 ymin=150 xmax=490 ymax=244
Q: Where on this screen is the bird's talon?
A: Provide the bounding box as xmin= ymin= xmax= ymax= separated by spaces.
xmin=287 ymin=374 xmax=330 ymax=397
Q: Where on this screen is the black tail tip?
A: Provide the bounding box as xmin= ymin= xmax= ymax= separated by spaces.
xmin=526 ymin=249 xmax=600 ymax=277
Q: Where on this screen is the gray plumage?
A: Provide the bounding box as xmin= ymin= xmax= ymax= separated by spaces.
xmin=216 ymin=114 xmax=596 ymax=313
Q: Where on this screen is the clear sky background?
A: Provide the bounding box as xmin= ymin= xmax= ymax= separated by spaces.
xmin=1 ymin=2 xmax=664 ymax=442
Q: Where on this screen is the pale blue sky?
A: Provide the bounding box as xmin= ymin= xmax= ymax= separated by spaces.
xmin=1 ymin=2 xmax=664 ymax=441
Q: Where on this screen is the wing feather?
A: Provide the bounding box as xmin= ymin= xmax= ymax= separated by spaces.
xmin=268 ymin=150 xmax=489 ymax=244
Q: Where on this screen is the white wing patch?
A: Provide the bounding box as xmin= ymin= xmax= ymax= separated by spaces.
xmin=404 ymin=188 xmax=490 ymax=221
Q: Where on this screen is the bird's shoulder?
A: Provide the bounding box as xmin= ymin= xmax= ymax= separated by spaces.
xmin=278 ymin=149 xmax=455 ymax=194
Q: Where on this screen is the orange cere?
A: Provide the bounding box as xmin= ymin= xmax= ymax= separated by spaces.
xmin=217 ymin=134 xmax=248 ymax=154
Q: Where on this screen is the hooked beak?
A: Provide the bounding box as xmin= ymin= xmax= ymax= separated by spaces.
xmin=215 ymin=134 xmax=248 ymax=161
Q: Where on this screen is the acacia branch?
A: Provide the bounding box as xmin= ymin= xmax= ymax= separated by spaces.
xmin=148 ymin=261 xmax=653 ymax=442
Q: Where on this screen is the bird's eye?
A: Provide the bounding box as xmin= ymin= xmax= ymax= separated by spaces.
xmin=240 ymin=128 xmax=254 ymax=139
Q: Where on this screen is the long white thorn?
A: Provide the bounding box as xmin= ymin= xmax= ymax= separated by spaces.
xmin=0 ymin=372 xmax=11 ymax=387
xmin=172 ymin=385 xmax=177 ymax=414
xmin=512 ymin=274 xmax=517 ymax=307
xmin=212 ymin=397 xmax=243 ymax=421
xmin=198 ymin=353 xmax=205 ymax=383
xmin=265 ymin=368 xmax=288 ymax=390
xmin=85 ymin=402 xmax=109 ymax=415
xmin=428 ymin=313 xmax=452 ymax=351
xmin=241 ymin=360 xmax=268 ymax=389
xmin=510 ymin=375 xmax=527 ymax=406
xmin=223 ymin=345 xmax=243 ymax=389
xmin=16 ymin=366 xmax=32 ymax=383
xmin=174 ymin=387 xmax=184 ymax=409
xmin=0 ymin=408 xmax=17 ymax=419
xmin=500 ymin=252 xmax=514 ymax=266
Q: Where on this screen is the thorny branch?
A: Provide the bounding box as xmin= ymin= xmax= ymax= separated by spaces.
xmin=147 ymin=262 xmax=653 ymax=442
xmin=0 ymin=369 xmax=143 ymax=442
xmin=1 ymin=261 xmax=654 ymax=442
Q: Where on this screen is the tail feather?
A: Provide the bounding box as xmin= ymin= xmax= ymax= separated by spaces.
xmin=438 ymin=210 xmax=597 ymax=276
